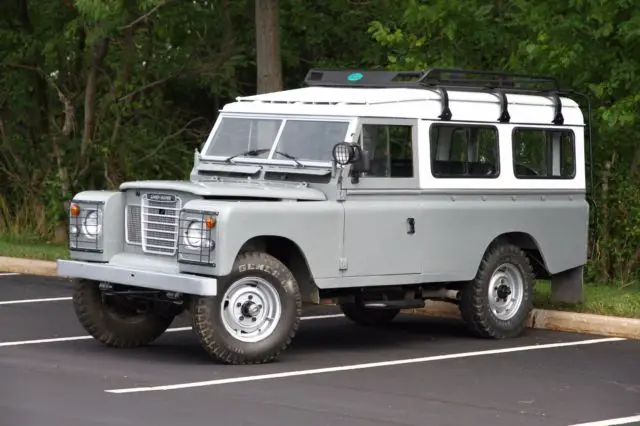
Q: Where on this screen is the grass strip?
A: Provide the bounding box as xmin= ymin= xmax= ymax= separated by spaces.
xmin=0 ymin=236 xmax=69 ymax=262
xmin=534 ymin=280 xmax=639 ymax=319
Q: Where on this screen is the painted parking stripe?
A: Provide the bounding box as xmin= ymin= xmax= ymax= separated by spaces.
xmin=569 ymin=414 xmax=640 ymax=426
xmin=0 ymin=296 xmax=72 ymax=305
xmin=104 ymin=336 xmax=626 ymax=394
xmin=0 ymin=314 xmax=344 ymax=348
xmin=0 ymin=273 xmax=20 ymax=276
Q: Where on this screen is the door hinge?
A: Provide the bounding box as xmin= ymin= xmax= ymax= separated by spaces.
xmin=339 ymin=257 xmax=348 ymax=270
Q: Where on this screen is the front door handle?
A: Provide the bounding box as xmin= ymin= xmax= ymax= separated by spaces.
xmin=406 ymin=218 xmax=415 ymax=235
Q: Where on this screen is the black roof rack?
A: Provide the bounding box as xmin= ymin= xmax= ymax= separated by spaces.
xmin=303 ymin=68 xmax=566 ymax=125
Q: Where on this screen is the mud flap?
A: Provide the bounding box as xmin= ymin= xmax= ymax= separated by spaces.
xmin=551 ymin=265 xmax=584 ymax=304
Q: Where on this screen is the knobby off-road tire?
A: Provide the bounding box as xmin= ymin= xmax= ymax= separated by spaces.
xmin=72 ymin=279 xmax=176 ymax=348
xmin=339 ymin=303 xmax=400 ymax=326
xmin=191 ymin=251 xmax=302 ymax=365
xmin=459 ymin=242 xmax=535 ymax=339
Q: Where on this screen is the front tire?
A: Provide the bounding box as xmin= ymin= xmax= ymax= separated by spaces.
xmin=72 ymin=279 xmax=176 ymax=348
xmin=191 ymin=251 xmax=302 ymax=365
xmin=459 ymin=242 xmax=535 ymax=339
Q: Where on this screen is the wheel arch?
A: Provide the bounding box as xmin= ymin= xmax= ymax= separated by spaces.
xmin=237 ymin=235 xmax=319 ymax=304
xmin=482 ymin=232 xmax=550 ymax=280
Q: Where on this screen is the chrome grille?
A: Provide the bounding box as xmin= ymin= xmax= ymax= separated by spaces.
xmin=140 ymin=193 xmax=182 ymax=256
xmin=125 ymin=205 xmax=141 ymax=244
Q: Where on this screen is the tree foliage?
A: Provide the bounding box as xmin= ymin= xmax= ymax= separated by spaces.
xmin=0 ymin=0 xmax=637 ymax=283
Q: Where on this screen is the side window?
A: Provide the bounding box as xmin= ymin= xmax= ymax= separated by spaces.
xmin=360 ymin=124 xmax=413 ymax=177
xmin=512 ymin=128 xmax=575 ymax=179
xmin=430 ymin=124 xmax=499 ymax=178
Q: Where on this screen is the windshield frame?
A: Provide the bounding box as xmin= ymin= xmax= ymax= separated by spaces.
xmin=199 ymin=112 xmax=358 ymax=168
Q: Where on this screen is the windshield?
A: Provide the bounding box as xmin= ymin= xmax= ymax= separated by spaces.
xmin=203 ymin=116 xmax=351 ymax=164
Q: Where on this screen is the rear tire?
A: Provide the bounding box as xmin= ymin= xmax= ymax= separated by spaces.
xmin=459 ymin=242 xmax=535 ymax=339
xmin=340 ymin=303 xmax=400 ymax=326
xmin=72 ymin=279 xmax=176 ymax=348
xmin=191 ymin=251 xmax=302 ymax=365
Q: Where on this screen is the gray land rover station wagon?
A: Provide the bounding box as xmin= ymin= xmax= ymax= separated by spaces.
xmin=56 ymin=68 xmax=591 ymax=364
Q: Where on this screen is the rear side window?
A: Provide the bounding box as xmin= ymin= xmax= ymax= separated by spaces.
xmin=512 ymin=128 xmax=575 ymax=179
xmin=430 ymin=124 xmax=499 ymax=178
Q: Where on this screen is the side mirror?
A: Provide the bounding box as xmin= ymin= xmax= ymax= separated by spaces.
xmin=350 ymin=145 xmax=370 ymax=175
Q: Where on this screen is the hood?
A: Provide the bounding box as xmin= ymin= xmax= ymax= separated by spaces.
xmin=119 ymin=179 xmax=327 ymax=201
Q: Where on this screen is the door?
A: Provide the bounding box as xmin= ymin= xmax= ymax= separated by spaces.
xmin=340 ymin=118 xmax=423 ymax=278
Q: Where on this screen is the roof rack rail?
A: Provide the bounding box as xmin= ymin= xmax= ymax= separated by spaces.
xmin=303 ymin=68 xmax=565 ymax=124
xmin=304 ymin=69 xmax=426 ymax=89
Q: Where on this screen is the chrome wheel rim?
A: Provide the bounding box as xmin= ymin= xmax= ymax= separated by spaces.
xmin=488 ymin=263 xmax=524 ymax=321
xmin=220 ymin=277 xmax=282 ymax=343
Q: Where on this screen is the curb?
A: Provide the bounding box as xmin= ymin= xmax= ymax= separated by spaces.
xmin=1 ymin=256 xmax=638 ymax=340
xmin=403 ymin=301 xmax=640 ymax=340
xmin=0 ymin=256 xmax=57 ymax=277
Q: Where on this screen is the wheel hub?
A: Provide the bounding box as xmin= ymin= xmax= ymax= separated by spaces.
xmin=241 ymin=301 xmax=262 ymax=318
xmin=487 ymin=263 xmax=524 ymax=321
xmin=220 ymin=276 xmax=282 ymax=343
xmin=496 ymin=283 xmax=512 ymax=300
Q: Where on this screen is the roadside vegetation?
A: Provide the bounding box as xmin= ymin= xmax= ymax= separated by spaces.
xmin=0 ymin=1 xmax=637 ymax=316
xmin=0 ymin=235 xmax=68 ymax=262
xmin=534 ymin=281 xmax=640 ymax=319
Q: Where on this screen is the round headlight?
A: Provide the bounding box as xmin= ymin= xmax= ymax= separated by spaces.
xmin=82 ymin=210 xmax=101 ymax=238
xmin=185 ymin=221 xmax=205 ymax=248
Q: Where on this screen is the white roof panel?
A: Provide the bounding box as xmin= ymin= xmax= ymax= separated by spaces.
xmin=226 ymin=86 xmax=584 ymax=126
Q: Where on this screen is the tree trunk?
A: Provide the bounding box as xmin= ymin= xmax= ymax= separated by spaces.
xmin=255 ymin=0 xmax=282 ymax=94
xmin=81 ymin=37 xmax=109 ymax=161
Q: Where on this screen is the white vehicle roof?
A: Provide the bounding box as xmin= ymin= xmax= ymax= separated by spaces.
xmin=222 ymin=69 xmax=585 ymax=127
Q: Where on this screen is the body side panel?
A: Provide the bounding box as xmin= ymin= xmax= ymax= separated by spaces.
xmin=341 ymin=196 xmax=423 ymax=277
xmin=417 ymin=191 xmax=588 ymax=279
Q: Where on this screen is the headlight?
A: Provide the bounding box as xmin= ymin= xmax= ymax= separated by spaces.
xmin=178 ymin=212 xmax=217 ymax=264
xmin=68 ymin=200 xmax=104 ymax=253
xmin=82 ymin=209 xmax=102 ymax=238
xmin=185 ymin=221 xmax=205 ymax=247
xmin=184 ymin=220 xmax=214 ymax=249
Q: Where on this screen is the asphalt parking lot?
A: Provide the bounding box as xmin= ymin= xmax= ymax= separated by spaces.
xmin=0 ymin=273 xmax=638 ymax=426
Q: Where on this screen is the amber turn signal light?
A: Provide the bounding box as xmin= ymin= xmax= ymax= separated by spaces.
xmin=70 ymin=203 xmax=80 ymax=217
xmin=204 ymin=216 xmax=216 ymax=229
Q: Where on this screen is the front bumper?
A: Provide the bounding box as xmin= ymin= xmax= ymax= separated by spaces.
xmin=57 ymin=259 xmax=218 ymax=296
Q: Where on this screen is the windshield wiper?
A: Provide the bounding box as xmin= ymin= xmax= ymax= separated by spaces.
xmin=224 ymin=148 xmax=270 ymax=163
xmin=224 ymin=148 xmax=304 ymax=168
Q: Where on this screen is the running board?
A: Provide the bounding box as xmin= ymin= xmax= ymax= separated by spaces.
xmin=362 ymin=300 xmax=426 ymax=309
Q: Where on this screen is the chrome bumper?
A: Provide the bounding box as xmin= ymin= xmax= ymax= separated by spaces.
xmin=56 ymin=259 xmax=217 ymax=296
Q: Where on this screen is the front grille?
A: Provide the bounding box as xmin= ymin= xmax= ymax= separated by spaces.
xmin=125 ymin=205 xmax=141 ymax=245
xmin=135 ymin=193 xmax=182 ymax=256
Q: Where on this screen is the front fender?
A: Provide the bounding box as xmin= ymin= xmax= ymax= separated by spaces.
xmin=182 ymin=199 xmax=343 ymax=280
xmin=69 ymin=190 xmax=124 ymax=262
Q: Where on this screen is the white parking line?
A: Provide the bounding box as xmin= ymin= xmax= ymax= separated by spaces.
xmin=104 ymin=336 xmax=626 ymax=394
xmin=0 ymin=272 xmax=20 ymax=276
xmin=569 ymin=414 xmax=640 ymax=426
xmin=0 ymin=314 xmax=344 ymax=348
xmin=0 ymin=296 xmax=72 ymax=305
